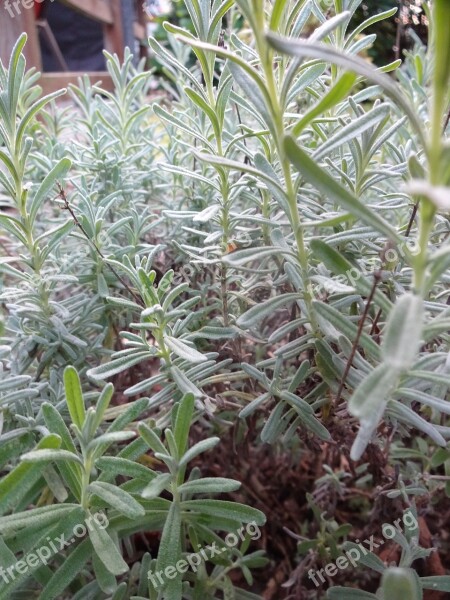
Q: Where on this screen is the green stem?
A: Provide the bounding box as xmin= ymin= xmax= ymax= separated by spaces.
xmin=80 ymin=456 xmax=92 ymax=509
xmin=413 ymin=0 xmax=449 ymax=294
xmin=156 ymin=328 xmax=172 ymax=367
xmin=256 ymin=26 xmax=320 ymax=336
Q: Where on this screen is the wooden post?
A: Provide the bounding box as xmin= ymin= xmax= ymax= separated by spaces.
xmin=1 ymin=0 xmax=146 ymax=96
xmin=58 ymin=0 xmax=114 ymax=24
xmin=0 ymin=5 xmax=42 ymax=70
xmin=104 ymin=0 xmax=125 ymax=61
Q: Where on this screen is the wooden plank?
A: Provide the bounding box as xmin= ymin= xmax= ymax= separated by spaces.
xmin=36 ymin=19 xmax=69 ymax=71
xmin=135 ymin=1 xmax=148 ymax=59
xmin=40 ymin=72 xmax=114 ymax=96
xmin=58 ymin=0 xmax=114 ymax=24
xmin=103 ymin=0 xmax=125 ymax=61
xmin=133 ymin=22 xmax=146 ymax=41
xmin=0 ymin=8 xmax=42 ymax=70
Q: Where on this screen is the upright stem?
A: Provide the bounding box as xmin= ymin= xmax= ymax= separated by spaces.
xmin=413 ymin=0 xmax=449 ymax=294
xmin=253 ymin=11 xmax=319 ymax=336
xmin=80 ymin=456 xmax=92 ymax=509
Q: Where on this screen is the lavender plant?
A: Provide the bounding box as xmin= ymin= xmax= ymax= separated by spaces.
xmin=0 ymin=0 xmax=449 ymax=598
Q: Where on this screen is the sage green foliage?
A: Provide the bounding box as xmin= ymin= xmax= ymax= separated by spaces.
xmin=0 ymin=367 xmax=264 ymax=599
xmin=327 ymin=501 xmax=443 ymax=599
xmin=0 ymin=0 xmax=450 ymax=597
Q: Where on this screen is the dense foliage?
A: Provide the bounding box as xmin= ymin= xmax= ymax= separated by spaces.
xmin=0 ymin=1 xmax=449 ymax=598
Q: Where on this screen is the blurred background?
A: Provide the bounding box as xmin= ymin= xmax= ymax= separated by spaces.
xmin=0 ymin=0 xmax=428 ymax=95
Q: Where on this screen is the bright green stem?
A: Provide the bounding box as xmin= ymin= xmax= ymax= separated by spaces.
xmin=219 ymin=174 xmax=231 ymax=326
xmin=207 ymin=76 xmax=231 ymax=327
xmin=414 ymin=0 xmax=449 ymax=294
xmin=413 ymin=200 xmax=435 ymax=293
xmin=155 ymin=328 xmax=172 ymax=367
xmin=253 ymin=9 xmax=319 ymax=336
xmin=80 ymin=456 xmax=92 ymax=509
xmin=428 ymin=0 xmax=450 ymax=185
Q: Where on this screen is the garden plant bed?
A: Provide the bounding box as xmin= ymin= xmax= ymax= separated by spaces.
xmin=0 ymin=1 xmax=450 ymax=599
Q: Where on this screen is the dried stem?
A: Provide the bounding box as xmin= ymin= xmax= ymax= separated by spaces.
xmin=335 ymin=270 xmax=382 ymax=406
xmin=56 ymin=183 xmax=144 ymax=307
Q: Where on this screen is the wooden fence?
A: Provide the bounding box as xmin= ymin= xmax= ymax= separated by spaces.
xmin=0 ymin=0 xmax=146 ymax=94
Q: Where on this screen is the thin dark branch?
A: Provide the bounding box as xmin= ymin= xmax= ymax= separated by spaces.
xmin=334 ymin=270 xmax=381 ymax=406
xmin=394 ymin=0 xmax=404 ymax=62
xmin=56 ymin=183 xmax=144 ymax=307
xmin=369 ymin=307 xmax=383 ymax=337
xmin=235 ymin=103 xmax=251 ymax=168
xmin=405 ymin=201 xmax=419 ymax=238
xmin=443 ymin=104 xmax=450 ymax=133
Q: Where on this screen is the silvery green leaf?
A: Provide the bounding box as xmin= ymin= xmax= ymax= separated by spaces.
xmin=181 ymin=499 xmax=266 ymax=525
xmin=179 ymin=438 xmax=220 ymax=467
xmin=0 ymin=504 xmax=79 ymax=534
xmin=420 ymin=576 xmax=450 ymax=592
xmin=345 ymin=7 xmax=398 ymax=46
xmin=173 ymin=392 xmax=195 ymax=457
xmin=327 ymin=589 xmax=378 ymax=599
xmin=92 ymin=551 xmax=117 ymax=595
xmin=293 ymin=71 xmax=357 ymax=136
xmin=381 ymin=567 xmax=422 ymax=600
xmin=387 ymin=402 xmax=446 ymax=447
xmin=87 ymin=432 xmax=136 ymax=454
xmin=106 ymin=296 xmax=142 ymax=310
xmin=237 ymin=293 xmax=300 ymax=329
xmin=21 ymin=449 xmax=83 ymax=465
xmin=178 ymin=477 xmax=241 ymax=495
xmin=63 ymin=366 xmax=86 ymax=429
xmin=170 ymin=366 xmax=203 ymax=397
xmin=425 ymin=245 xmax=450 ymax=291
xmin=285 ymin=136 xmax=402 ymax=243
xmin=313 ymin=104 xmax=390 ymax=160
xmin=342 ymin=541 xmax=386 ymax=574
xmin=395 ymin=388 xmax=450 ymax=414
xmin=261 ymin=402 xmax=286 ymax=443
xmin=0 ymin=375 xmax=30 ymax=392
xmin=42 ymin=465 xmax=68 ymax=502
xmin=38 ymin=539 xmax=92 ymax=600
xmin=313 ymin=301 xmax=380 ymax=359
xmin=174 ymin=34 xmax=272 ymax=111
xmin=349 ymin=364 xmax=398 ymax=421
xmin=228 ymin=61 xmax=273 ymax=133
xmin=193 ymin=204 xmax=220 ymax=222
xmin=308 ymin=11 xmax=350 ymax=43
xmin=381 ymin=293 xmax=424 ymax=372
xmin=138 ymin=423 xmax=167 ymax=455
xmin=194 ymin=151 xmax=286 ymax=198
xmin=96 ymin=457 xmax=156 ymax=480
xmin=155 ymin=501 xmax=182 ymax=599
xmin=87 ymin=351 xmax=156 ymax=382
xmin=29 ymin=158 xmax=71 ymax=224
xmin=349 ymin=365 xmax=400 ymax=460
xmin=141 ymin=473 xmax=172 ymax=500
xmin=286 ymin=63 xmax=326 ymax=105
xmin=153 ymin=103 xmax=212 ymax=148
xmin=88 ymin=482 xmax=145 ymax=519
xmin=239 ymin=392 xmax=270 ymax=418
xmin=266 ymin=35 xmax=425 ymax=145
xmin=159 ymin=163 xmax=220 ymax=191
xmin=188 ymin=326 xmax=237 ymax=340
xmin=88 ymin=514 xmax=129 ymax=576
xmin=164 ymin=336 xmax=207 ymax=363
xmin=223 ymin=246 xmax=287 ymax=266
